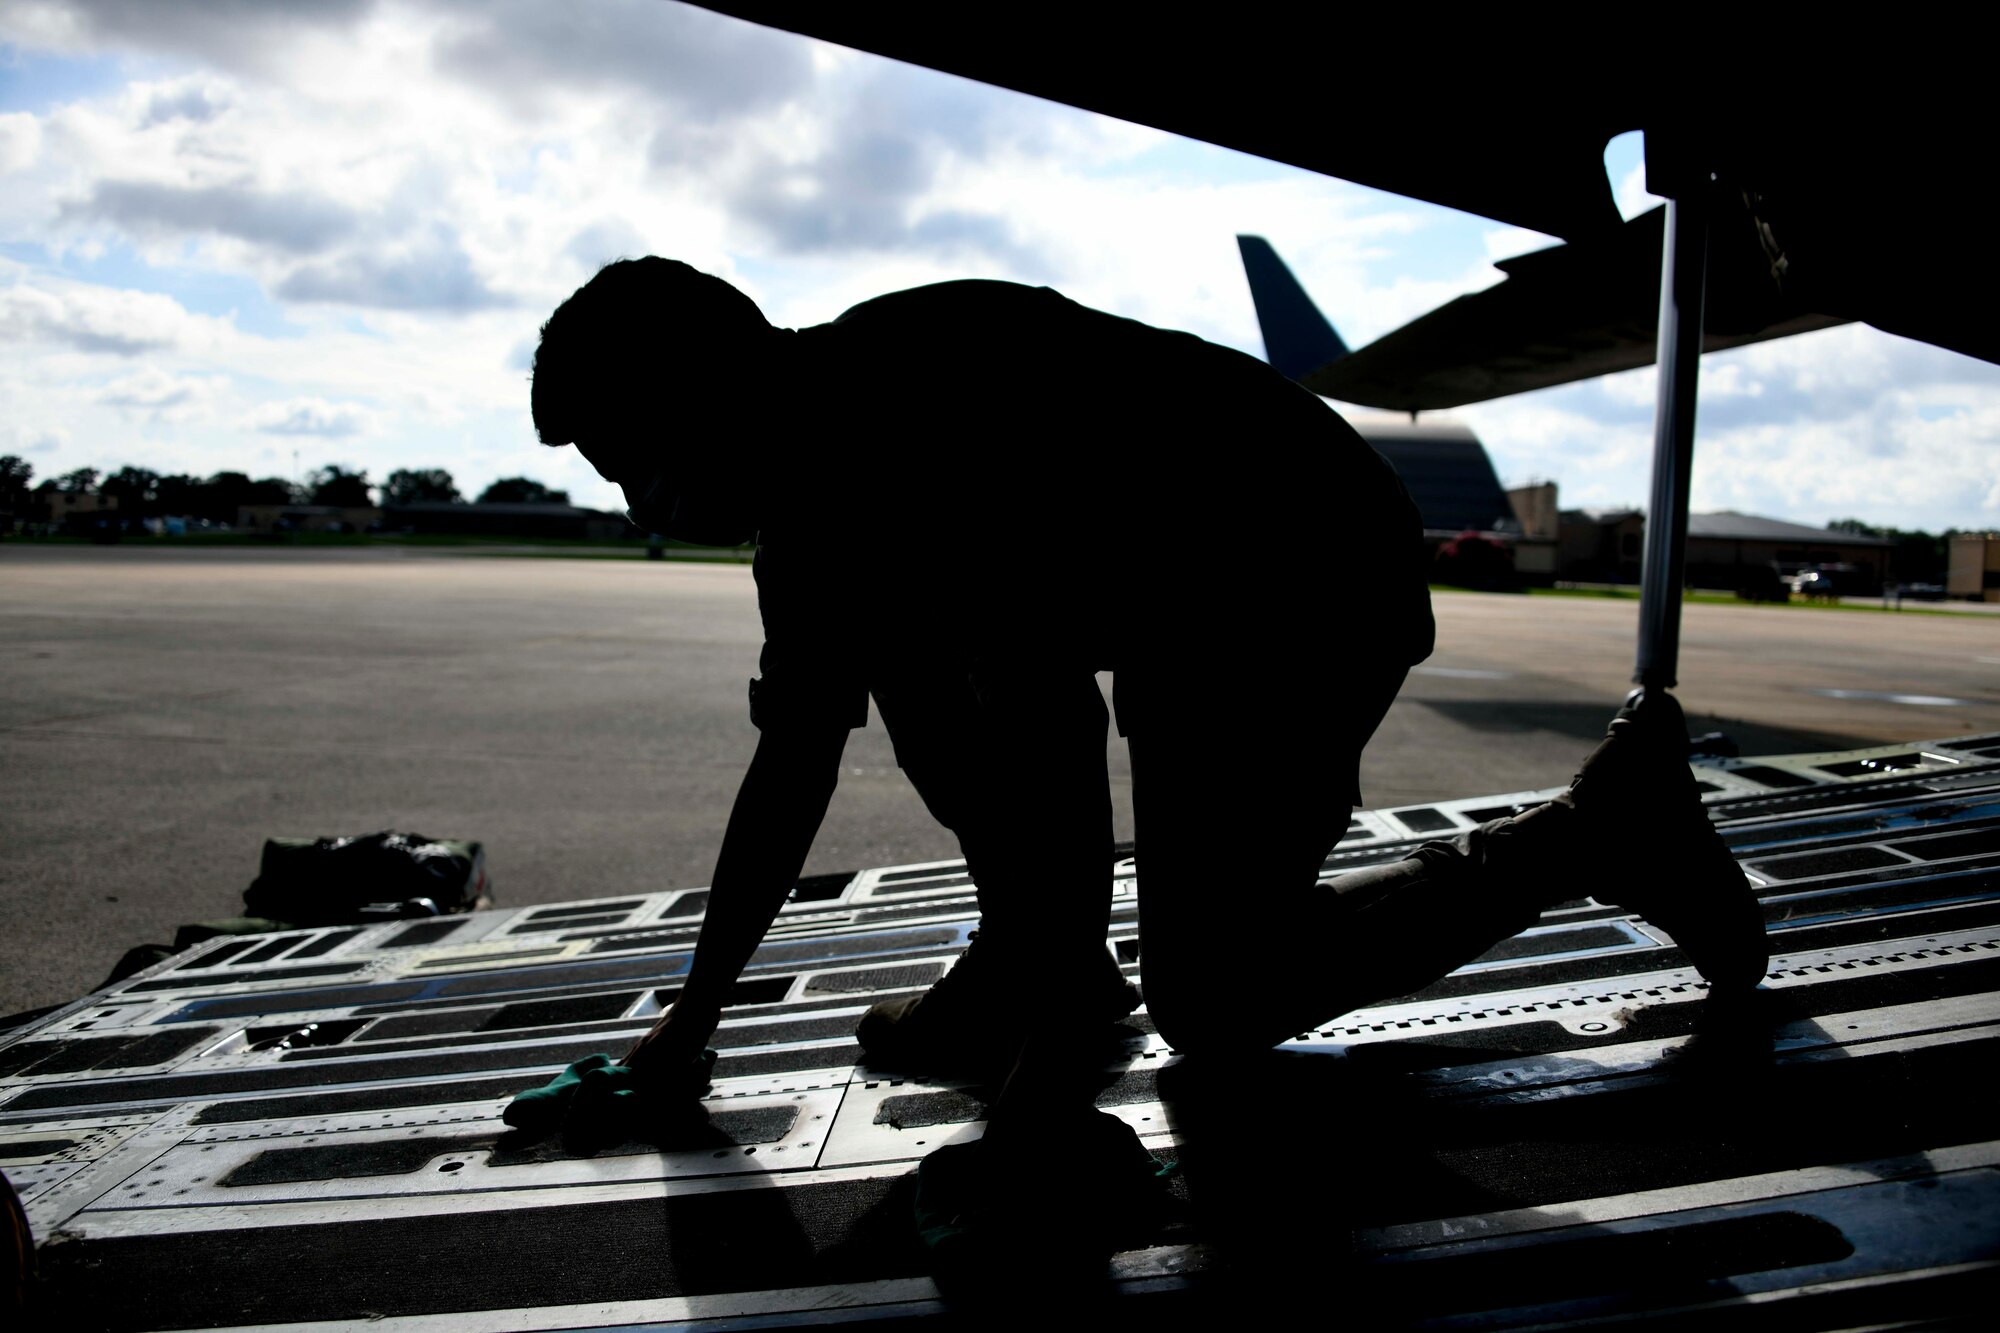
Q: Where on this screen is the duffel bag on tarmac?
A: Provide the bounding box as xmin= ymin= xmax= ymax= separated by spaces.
xmin=243 ymin=830 xmax=490 ymax=925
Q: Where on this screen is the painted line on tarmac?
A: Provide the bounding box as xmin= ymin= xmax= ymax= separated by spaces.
xmin=1810 ymin=688 xmax=1974 ymax=707
xmin=1411 ymin=666 xmax=1514 ymax=680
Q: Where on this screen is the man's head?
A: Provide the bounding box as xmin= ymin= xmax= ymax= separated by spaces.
xmin=532 ymin=257 xmax=773 ymax=543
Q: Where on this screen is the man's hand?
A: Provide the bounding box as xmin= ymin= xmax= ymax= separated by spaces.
xmin=622 ymin=998 xmax=719 ymax=1081
xmin=620 ymin=724 xmax=848 ymax=1088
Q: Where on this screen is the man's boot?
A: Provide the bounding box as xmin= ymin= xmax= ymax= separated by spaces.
xmin=1562 ymin=688 xmax=1767 ymax=991
xmin=856 ymin=931 xmax=1141 ymax=1077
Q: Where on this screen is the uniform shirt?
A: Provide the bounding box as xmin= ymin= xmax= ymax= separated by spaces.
xmin=744 ymin=279 xmax=1433 ymax=740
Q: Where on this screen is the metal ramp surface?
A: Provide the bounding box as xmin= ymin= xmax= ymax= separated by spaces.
xmin=7 ymin=734 xmax=2000 ymax=1328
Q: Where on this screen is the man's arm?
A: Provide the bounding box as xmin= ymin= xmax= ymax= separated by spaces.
xmin=623 ymin=723 xmax=849 ymax=1075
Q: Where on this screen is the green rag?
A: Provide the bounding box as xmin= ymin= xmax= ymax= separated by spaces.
xmin=502 ymin=1051 xmax=716 ymax=1138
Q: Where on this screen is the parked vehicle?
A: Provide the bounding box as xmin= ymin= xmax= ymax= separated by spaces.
xmin=1737 ymin=564 xmax=1789 ymax=602
xmin=1788 ymin=563 xmax=1860 ymax=600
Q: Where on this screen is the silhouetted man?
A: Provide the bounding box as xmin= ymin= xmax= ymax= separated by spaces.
xmin=529 ymin=257 xmax=1764 ymax=1099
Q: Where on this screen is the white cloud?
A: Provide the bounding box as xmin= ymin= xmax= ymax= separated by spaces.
xmin=1615 ymin=160 xmax=1663 ymax=222
xmin=1686 ymin=408 xmax=2000 ymax=530
xmin=1482 ymin=225 xmax=1560 ymax=266
xmin=1603 ymin=360 xmax=1764 ymax=407
xmin=0 ymin=277 xmax=228 ymax=355
xmin=244 ymin=397 xmax=373 ymax=437
xmin=0 ymin=423 xmax=70 ymax=456
xmin=1460 ymin=393 xmax=1657 ymax=509
xmin=0 ymin=0 xmax=1995 ymax=530
xmin=64 ymin=179 xmax=363 ymax=254
xmin=1701 ymin=363 xmax=1765 ymax=399
xmin=431 ymin=0 xmax=814 ymax=119
xmin=276 ymin=224 xmax=513 ymax=311
xmin=0 ymin=0 xmax=376 ymax=73
xmin=138 ymin=79 xmax=229 ymax=127
xmin=0 ymin=113 xmax=43 ymax=175
xmin=1457 ymin=326 xmax=2000 ymax=530
xmin=97 ymin=364 xmax=219 ymax=421
xmin=563 ymin=217 xmax=650 ymax=273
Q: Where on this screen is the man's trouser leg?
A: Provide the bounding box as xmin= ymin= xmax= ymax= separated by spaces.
xmin=1131 ymin=674 xmax=1579 ymax=1057
xmin=873 ymin=670 xmax=1121 ymax=1006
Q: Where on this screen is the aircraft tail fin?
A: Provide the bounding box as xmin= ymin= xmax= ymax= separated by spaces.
xmin=1236 ymin=234 xmax=1350 ymax=380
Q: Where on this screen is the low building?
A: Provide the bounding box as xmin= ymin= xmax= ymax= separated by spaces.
xmin=1354 ymin=417 xmax=1516 ymax=533
xmin=236 ymin=504 xmax=384 ymax=533
xmin=1685 ymin=511 xmax=1890 ymax=594
xmin=1948 ymin=533 xmax=2000 ymax=602
xmin=1506 ymin=481 xmax=1559 ymax=540
xmin=1557 ymin=507 xmax=1646 ymax=584
xmin=1556 ymin=508 xmax=1894 ymax=593
xmin=1352 ymin=415 xmax=1558 ymax=583
xmin=45 ymin=491 xmax=118 ymax=529
xmin=1504 ymin=481 xmax=1561 ymax=583
xmin=383 ymin=501 xmax=634 ymax=541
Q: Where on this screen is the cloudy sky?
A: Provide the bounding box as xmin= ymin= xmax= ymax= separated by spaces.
xmin=3 ymin=0 xmax=1996 ymax=531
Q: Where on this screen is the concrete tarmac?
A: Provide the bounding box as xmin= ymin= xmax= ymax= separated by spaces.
xmin=4 ymin=543 xmax=1996 ymax=1015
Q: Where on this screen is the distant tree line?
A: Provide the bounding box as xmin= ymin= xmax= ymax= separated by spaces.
xmin=0 ymin=455 xmax=571 ymax=522
xmin=1825 ymin=517 xmax=1964 ymax=583
xmin=0 ymin=456 xmax=1975 ymax=561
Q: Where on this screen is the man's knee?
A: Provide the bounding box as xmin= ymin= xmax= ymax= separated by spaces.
xmin=1144 ymin=972 xmax=1283 ymax=1059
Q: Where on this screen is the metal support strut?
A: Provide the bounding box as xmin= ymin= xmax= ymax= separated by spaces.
xmin=1633 ymin=189 xmax=1710 ymax=690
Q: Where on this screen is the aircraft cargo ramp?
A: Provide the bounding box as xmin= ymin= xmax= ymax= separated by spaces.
xmin=8 ymin=735 xmax=2000 ymax=1329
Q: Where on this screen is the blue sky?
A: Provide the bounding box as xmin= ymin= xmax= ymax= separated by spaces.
xmin=2 ymin=1 xmax=1996 ymax=531
xmin=0 ymin=45 xmax=128 ymax=111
